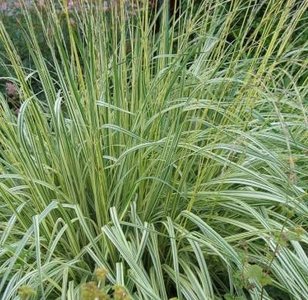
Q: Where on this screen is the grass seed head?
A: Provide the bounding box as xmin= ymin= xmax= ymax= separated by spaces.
xmin=18 ymin=285 xmax=36 ymax=300
xmin=95 ymin=267 xmax=108 ymax=281
xmin=113 ymin=284 xmax=130 ymax=300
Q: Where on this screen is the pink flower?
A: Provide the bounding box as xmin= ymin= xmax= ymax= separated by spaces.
xmin=68 ymin=0 xmax=74 ymax=9
xmin=14 ymin=2 xmax=22 ymax=9
xmin=5 ymin=82 xmax=18 ymax=99
xmin=0 ymin=2 xmax=8 ymax=11
xmin=37 ymin=0 xmax=46 ymax=8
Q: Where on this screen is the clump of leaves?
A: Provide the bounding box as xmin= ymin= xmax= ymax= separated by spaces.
xmin=0 ymin=0 xmax=307 ymax=299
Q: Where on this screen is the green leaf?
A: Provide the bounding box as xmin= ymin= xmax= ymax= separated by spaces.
xmin=244 ymin=264 xmax=273 ymax=287
xmin=245 ymin=264 xmax=263 ymax=281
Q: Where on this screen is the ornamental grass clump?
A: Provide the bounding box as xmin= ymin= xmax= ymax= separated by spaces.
xmin=0 ymin=0 xmax=307 ymax=299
